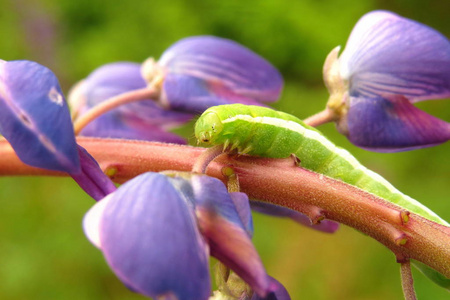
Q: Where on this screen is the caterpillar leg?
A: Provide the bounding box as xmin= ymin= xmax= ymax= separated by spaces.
xmin=290 ymin=153 xmax=301 ymax=167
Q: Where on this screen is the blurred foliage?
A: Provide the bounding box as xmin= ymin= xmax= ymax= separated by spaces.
xmin=0 ymin=0 xmax=449 ymax=299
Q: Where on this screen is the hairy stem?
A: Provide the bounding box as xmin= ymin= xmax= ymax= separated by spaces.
xmin=192 ymin=145 xmax=224 ymax=174
xmin=302 ymin=107 xmax=337 ymax=127
xmin=72 ymin=87 xmax=159 ymax=135
xmin=0 ymin=137 xmax=449 ymax=278
xmin=400 ymin=261 xmax=418 ymax=300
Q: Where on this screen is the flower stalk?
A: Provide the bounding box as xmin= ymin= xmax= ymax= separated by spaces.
xmin=0 ymin=137 xmax=449 ymax=279
xmin=400 ymin=260 xmax=418 ymax=300
xmin=72 ymin=87 xmax=159 ymax=135
xmin=302 ymin=107 xmax=338 ymax=127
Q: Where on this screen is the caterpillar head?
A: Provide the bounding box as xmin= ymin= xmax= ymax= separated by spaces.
xmin=194 ymin=111 xmax=224 ymax=145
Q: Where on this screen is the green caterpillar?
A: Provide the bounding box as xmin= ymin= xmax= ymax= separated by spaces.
xmin=195 ymin=104 xmax=448 ymax=226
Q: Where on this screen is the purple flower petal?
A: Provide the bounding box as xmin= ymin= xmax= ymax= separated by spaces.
xmin=346 ymin=95 xmax=450 ymax=152
xmin=188 ymin=175 xmax=270 ymax=297
xmin=79 ymin=112 xmax=187 ymax=144
xmin=250 ymin=201 xmax=340 ymax=234
xmin=158 ymin=36 xmax=283 ymax=112
xmin=0 ymin=60 xmax=79 ymax=172
xmin=251 ymin=277 xmax=291 ymax=300
xmin=230 ymin=192 xmax=254 ymax=236
xmin=339 ymin=10 xmax=450 ymax=101
xmin=84 ymin=172 xmax=211 ymax=300
xmin=161 ymin=73 xmax=270 ymax=113
xmin=70 ymin=145 xmax=117 ymax=201
xmin=70 ymin=62 xmax=192 ymax=142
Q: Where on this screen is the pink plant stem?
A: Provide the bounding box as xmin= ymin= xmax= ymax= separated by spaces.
xmin=0 ymin=137 xmax=449 ymax=278
xmin=303 ymin=107 xmax=337 ymax=127
xmin=400 ymin=261 xmax=418 ymax=300
xmin=72 ymin=87 xmax=159 ymax=135
xmin=192 ymin=145 xmax=225 ymax=174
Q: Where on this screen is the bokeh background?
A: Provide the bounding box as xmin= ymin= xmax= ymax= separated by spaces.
xmin=0 ymin=0 xmax=449 ymax=299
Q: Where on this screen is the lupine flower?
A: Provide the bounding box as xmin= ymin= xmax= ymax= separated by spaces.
xmin=323 ymin=10 xmax=450 ymax=152
xmin=69 ymin=62 xmax=192 ymax=143
xmin=0 ymin=60 xmax=80 ymax=172
xmin=143 ymin=36 xmax=284 ymax=113
xmin=83 ymin=172 xmax=281 ymax=299
xmin=0 ymin=60 xmax=116 ymax=200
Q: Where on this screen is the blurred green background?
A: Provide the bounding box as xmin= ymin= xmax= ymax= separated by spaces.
xmin=0 ymin=0 xmax=449 ymax=299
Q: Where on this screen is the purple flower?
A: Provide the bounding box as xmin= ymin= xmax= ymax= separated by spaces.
xmin=0 ymin=60 xmax=116 ymax=200
xmin=69 ymin=62 xmax=192 ymax=143
xmin=0 ymin=60 xmax=80 ymax=172
xmin=71 ymin=145 xmax=117 ymax=201
xmin=83 ymin=172 xmax=274 ymax=299
xmin=144 ymin=36 xmax=284 ymax=113
xmin=323 ymin=11 xmax=450 ymax=152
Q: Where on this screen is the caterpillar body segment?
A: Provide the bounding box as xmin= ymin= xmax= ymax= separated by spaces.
xmin=195 ymin=104 xmax=448 ymax=226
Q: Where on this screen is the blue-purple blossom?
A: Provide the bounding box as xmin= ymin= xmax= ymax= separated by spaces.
xmin=144 ymin=36 xmax=284 ymax=113
xmin=323 ymin=10 xmax=450 ymax=152
xmin=0 ymin=60 xmax=116 ymax=200
xmin=69 ymin=62 xmax=192 ymax=143
xmin=0 ymin=60 xmax=80 ymax=172
xmin=83 ymin=172 xmax=275 ymax=299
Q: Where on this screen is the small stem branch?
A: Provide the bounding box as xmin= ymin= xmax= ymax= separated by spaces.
xmin=72 ymin=87 xmax=159 ymax=135
xmin=400 ymin=260 xmax=417 ymax=300
xmin=0 ymin=138 xmax=449 ymax=278
xmin=192 ymin=145 xmax=224 ymax=173
xmin=303 ymin=107 xmax=337 ymax=127
xmin=221 ymin=166 xmax=240 ymax=193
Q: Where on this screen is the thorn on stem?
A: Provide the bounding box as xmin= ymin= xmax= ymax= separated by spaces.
xmin=384 ymin=208 xmax=411 ymax=227
xmin=302 ymin=206 xmax=326 ymax=225
xmin=401 ymin=211 xmax=410 ymax=225
xmin=104 ymin=165 xmax=118 ymax=179
xmin=396 ymin=236 xmax=409 ymax=246
xmin=380 ymin=222 xmax=409 ymax=247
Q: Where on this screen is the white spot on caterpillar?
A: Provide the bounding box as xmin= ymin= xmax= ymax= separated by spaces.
xmin=48 ymin=87 xmax=64 ymax=106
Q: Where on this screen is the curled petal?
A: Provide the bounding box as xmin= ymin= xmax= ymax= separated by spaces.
xmin=70 ymin=145 xmax=117 ymax=201
xmin=84 ymin=172 xmax=211 ymax=300
xmin=70 ymin=62 xmax=192 ymax=142
xmin=188 ymin=175 xmax=270 ymax=297
xmin=158 ymin=36 xmax=283 ymax=112
xmin=251 ymin=277 xmax=291 ymax=300
xmin=0 ymin=60 xmax=79 ymax=172
xmin=339 ymin=10 xmax=450 ymax=101
xmin=250 ymin=201 xmax=340 ymax=234
xmin=346 ymin=95 xmax=450 ymax=152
